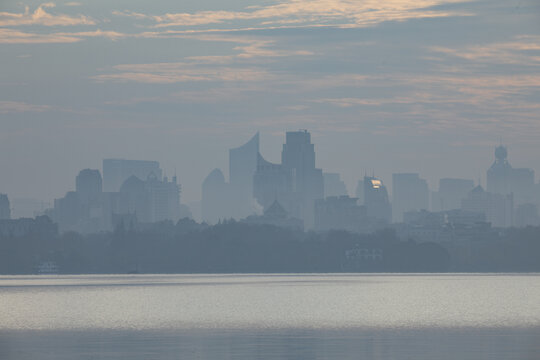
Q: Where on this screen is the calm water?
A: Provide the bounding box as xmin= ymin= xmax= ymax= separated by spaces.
xmin=1 ymin=274 xmax=539 ymax=359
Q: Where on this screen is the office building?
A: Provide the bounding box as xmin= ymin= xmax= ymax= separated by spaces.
xmin=254 ymin=130 xmax=323 ymax=228
xmin=461 ymin=185 xmax=513 ymax=227
xmin=487 ymin=145 xmax=535 ymax=206
xmin=201 ymin=168 xmax=230 ymax=224
xmin=103 ymin=159 xmax=162 ymax=192
xmin=364 ymin=176 xmax=392 ymax=224
xmin=229 ymin=133 xmax=259 ymax=219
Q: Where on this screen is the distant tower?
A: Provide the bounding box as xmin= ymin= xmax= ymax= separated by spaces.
xmin=76 ymin=169 xmax=103 ymax=205
xmin=364 ymin=176 xmax=392 ymax=223
xmin=0 ymin=194 xmax=11 ymax=219
xmin=281 ymin=130 xmax=323 ymax=228
xmin=486 ymin=145 xmax=534 ymax=206
xmin=201 ymin=168 xmax=229 ymax=224
xmin=103 ymin=159 xmax=162 ymax=192
xmin=487 ymin=145 xmax=512 ymax=195
xmin=229 ymin=133 xmax=259 ymax=219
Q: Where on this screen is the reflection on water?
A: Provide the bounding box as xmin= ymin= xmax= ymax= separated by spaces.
xmin=0 ymin=274 xmax=539 ymax=359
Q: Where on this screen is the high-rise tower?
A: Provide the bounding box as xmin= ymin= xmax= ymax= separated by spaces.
xmin=229 ymin=133 xmax=259 ymax=219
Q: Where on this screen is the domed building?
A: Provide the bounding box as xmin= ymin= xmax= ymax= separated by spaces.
xmin=487 ymin=145 xmax=534 ymax=206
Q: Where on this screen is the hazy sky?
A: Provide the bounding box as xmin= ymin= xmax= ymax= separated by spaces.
xmin=1 ymin=0 xmax=539 ymax=203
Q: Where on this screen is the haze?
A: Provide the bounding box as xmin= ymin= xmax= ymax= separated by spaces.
xmin=1 ymin=0 xmax=539 ymax=204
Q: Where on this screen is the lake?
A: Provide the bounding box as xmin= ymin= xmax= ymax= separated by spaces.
xmin=1 ymin=274 xmax=539 ymax=359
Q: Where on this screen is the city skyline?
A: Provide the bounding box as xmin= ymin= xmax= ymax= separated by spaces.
xmin=2 ymin=129 xmax=539 ymax=233
xmin=1 ymin=132 xmax=537 ymax=203
xmin=1 ymin=0 xmax=539 ymax=204
xmin=2 ymin=1 xmax=540 ymax=358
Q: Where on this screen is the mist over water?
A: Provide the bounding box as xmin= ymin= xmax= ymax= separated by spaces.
xmin=1 ymin=274 xmax=539 ymax=359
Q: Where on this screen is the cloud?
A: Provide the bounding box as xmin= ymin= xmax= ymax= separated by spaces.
xmin=93 ymin=62 xmax=273 ymax=84
xmin=93 ymin=34 xmax=312 ymax=84
xmin=0 ymin=3 xmax=95 ymax=27
xmin=0 ymin=101 xmax=54 ymax=113
xmin=114 ymin=0 xmax=472 ymax=29
xmin=0 ymin=27 xmax=127 ymax=44
xmin=64 ymin=2 xmax=82 ymax=6
xmin=0 ymin=28 xmax=80 ymax=43
xmin=431 ymin=35 xmax=540 ymax=66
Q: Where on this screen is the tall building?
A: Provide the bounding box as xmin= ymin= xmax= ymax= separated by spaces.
xmin=76 ymin=169 xmax=103 ymax=206
xmin=253 ymin=153 xmax=292 ymax=212
xmin=432 ymin=178 xmax=475 ymax=212
xmin=487 ymin=145 xmax=512 ymax=195
xmin=103 ymin=159 xmax=162 ymax=192
xmin=392 ymin=173 xmax=429 ymax=222
xmin=323 ymin=173 xmax=348 ymax=198
xmin=0 ymin=194 xmax=11 ymax=220
xmin=119 ymin=173 xmax=181 ymax=224
xmin=52 ymin=191 xmax=81 ymax=231
xmin=281 ymin=130 xmax=324 ymax=228
xmin=201 ymin=168 xmax=230 ymax=224
xmin=461 ymin=185 xmax=513 ymax=227
xmin=487 ymin=145 xmax=535 ymax=206
xmin=364 ymin=176 xmax=392 ymax=224
xmin=119 ymin=175 xmax=149 ymax=222
xmin=229 ymin=133 xmax=259 ymax=219
xmin=253 ymin=130 xmax=323 ymax=228
xmin=146 ymin=174 xmax=181 ymax=223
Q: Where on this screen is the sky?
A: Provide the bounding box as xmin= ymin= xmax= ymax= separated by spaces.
xmin=0 ymin=0 xmax=539 ymax=204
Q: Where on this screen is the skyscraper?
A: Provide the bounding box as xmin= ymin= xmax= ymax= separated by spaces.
xmin=229 ymin=133 xmax=259 ymax=219
xmin=281 ymin=130 xmax=323 ymax=228
xmin=253 ymin=153 xmax=292 ymax=212
xmin=364 ymin=176 xmax=392 ymax=223
xmin=103 ymin=159 xmax=162 ymax=192
xmin=461 ymin=185 xmax=513 ymax=227
xmin=487 ymin=145 xmax=535 ymax=206
xmin=201 ymin=168 xmax=230 ymax=224
xmin=119 ymin=173 xmax=182 ymax=224
xmin=146 ymin=174 xmax=182 ymax=223
xmin=392 ymin=173 xmax=429 ymax=222
xmin=76 ymin=169 xmax=103 ymax=206
xmin=253 ymin=130 xmax=323 ymax=228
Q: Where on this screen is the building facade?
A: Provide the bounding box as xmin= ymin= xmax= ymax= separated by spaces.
xmin=364 ymin=176 xmax=392 ymax=224
xmin=103 ymin=159 xmax=162 ymax=192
